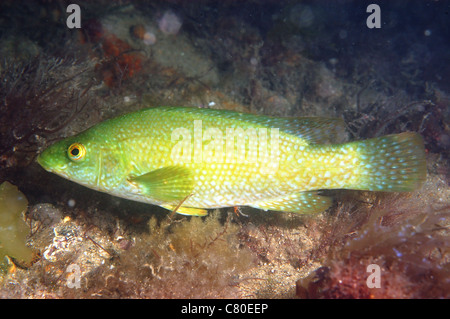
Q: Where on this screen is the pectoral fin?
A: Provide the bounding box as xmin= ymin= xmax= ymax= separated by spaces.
xmin=250 ymin=192 xmax=332 ymax=214
xmin=129 ymin=166 xmax=193 ymax=203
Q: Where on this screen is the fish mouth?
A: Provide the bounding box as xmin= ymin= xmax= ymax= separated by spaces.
xmin=36 ymin=153 xmax=50 ymax=170
xmin=36 ymin=153 xmax=67 ymax=173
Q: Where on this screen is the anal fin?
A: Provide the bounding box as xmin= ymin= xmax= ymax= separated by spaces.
xmin=250 ymin=192 xmax=332 ymax=214
xmin=161 ymin=204 xmax=208 ymax=216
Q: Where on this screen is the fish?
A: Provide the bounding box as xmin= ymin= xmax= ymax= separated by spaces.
xmin=37 ymin=106 xmax=426 ymax=216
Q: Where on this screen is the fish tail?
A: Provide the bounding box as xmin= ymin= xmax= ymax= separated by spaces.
xmin=351 ymin=132 xmax=426 ymax=192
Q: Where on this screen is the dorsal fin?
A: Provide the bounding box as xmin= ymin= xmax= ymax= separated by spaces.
xmin=264 ymin=117 xmax=348 ymax=144
xmin=162 ymin=107 xmax=348 ymax=145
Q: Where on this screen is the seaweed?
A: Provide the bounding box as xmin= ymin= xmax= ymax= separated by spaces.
xmin=0 ymin=55 xmax=94 ymax=169
xmin=0 ymin=181 xmax=34 ymax=268
xmin=75 ymin=211 xmax=255 ymax=298
xmin=0 ymin=0 xmax=448 ymax=299
xmin=0 ymin=211 xmax=255 ymax=298
xmin=296 ymin=174 xmax=450 ymax=299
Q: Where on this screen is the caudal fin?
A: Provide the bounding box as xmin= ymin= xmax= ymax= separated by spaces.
xmin=351 ymin=132 xmax=426 ymax=192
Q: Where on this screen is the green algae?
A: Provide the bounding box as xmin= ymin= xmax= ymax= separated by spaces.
xmin=0 ymin=181 xmax=33 ymax=265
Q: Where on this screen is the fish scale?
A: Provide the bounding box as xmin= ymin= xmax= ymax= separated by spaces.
xmin=37 ymin=106 xmax=426 ymax=216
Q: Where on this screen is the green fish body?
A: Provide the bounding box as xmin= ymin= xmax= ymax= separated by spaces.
xmin=37 ymin=107 xmax=426 ymax=216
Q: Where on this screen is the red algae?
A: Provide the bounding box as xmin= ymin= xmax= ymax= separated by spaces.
xmin=82 ymin=19 xmax=144 ymax=88
xmin=297 ymin=186 xmax=450 ymax=299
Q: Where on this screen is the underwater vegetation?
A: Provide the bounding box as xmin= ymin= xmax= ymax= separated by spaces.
xmin=296 ymin=175 xmax=450 ymax=299
xmin=81 ymin=18 xmax=144 ymax=88
xmin=0 ymin=211 xmax=255 ymax=298
xmin=0 ymin=181 xmax=34 ymax=269
xmin=0 ymin=55 xmax=95 ymax=170
xmin=84 ymin=212 xmax=255 ymax=298
xmin=0 ymin=0 xmax=449 ymax=299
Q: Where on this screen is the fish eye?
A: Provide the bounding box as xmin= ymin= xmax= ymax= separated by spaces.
xmin=68 ymin=143 xmax=86 ymax=162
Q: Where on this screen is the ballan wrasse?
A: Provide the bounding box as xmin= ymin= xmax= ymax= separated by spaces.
xmin=37 ymin=107 xmax=426 ymax=216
